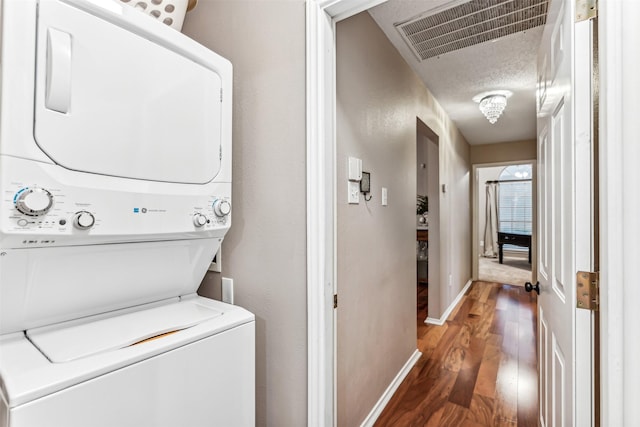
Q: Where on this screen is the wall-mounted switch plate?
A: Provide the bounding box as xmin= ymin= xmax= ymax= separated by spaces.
xmin=381 ymin=187 xmax=388 ymax=206
xmin=348 ymin=181 xmax=360 ymax=204
xmin=222 ymin=277 xmax=234 ymax=304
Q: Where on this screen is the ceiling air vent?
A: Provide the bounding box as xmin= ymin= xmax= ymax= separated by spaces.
xmin=396 ymin=0 xmax=549 ymax=61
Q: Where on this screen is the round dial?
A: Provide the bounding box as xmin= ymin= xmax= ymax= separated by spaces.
xmin=213 ymin=199 xmax=231 ymax=217
xmin=193 ymin=213 xmax=208 ymax=227
xmin=73 ymin=211 xmax=95 ymax=230
xmin=14 ymin=187 xmax=53 ymax=216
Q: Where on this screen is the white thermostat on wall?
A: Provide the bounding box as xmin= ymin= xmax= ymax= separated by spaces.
xmin=348 ymin=156 xmax=362 ymax=181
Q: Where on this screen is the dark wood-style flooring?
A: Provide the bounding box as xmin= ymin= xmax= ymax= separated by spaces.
xmin=375 ymin=281 xmax=538 ymax=426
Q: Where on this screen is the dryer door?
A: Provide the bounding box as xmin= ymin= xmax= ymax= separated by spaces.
xmin=33 ymin=0 xmax=223 ymax=184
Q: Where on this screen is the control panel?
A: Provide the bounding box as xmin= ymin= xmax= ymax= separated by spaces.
xmin=1 ymin=164 xmax=231 ymax=249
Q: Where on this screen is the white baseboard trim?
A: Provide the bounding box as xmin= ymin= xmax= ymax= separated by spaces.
xmin=360 ymin=349 xmax=422 ymax=427
xmin=425 ymin=279 xmax=473 ymax=326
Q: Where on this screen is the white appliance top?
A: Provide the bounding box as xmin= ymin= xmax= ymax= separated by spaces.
xmin=0 ymin=296 xmax=254 ymax=407
xmin=28 ymin=299 xmax=224 ymax=363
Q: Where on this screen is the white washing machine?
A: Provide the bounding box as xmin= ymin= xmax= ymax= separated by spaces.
xmin=0 ymin=1 xmax=255 ymax=426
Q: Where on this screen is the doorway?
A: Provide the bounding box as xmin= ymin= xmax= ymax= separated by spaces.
xmin=416 ymin=122 xmax=440 ymax=325
xmin=308 ymin=1 xmax=633 ymax=426
xmin=472 ymin=161 xmax=536 ymax=286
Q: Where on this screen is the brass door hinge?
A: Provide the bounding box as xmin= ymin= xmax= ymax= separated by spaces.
xmin=333 ymin=294 xmax=338 ymax=309
xmin=576 ymin=0 xmax=597 ymax=22
xmin=577 ymin=271 xmax=599 ymax=311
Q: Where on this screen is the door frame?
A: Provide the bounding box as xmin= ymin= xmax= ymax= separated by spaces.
xmin=471 ymin=160 xmax=537 ymax=283
xmin=416 ymin=120 xmax=444 ymax=324
xmin=306 ymin=1 xmax=387 ymax=425
xmin=307 ymin=1 xmax=632 ymax=425
xmin=598 ymin=1 xmax=639 ymax=424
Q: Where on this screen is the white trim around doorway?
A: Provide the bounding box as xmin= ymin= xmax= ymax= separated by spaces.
xmin=306 ymin=1 xmax=387 ymax=426
xmin=599 ymin=1 xmax=638 ymax=424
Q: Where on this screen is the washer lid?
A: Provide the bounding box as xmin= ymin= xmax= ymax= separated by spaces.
xmin=33 ymin=0 xmax=226 ymax=184
xmin=26 ymin=300 xmax=223 ymax=363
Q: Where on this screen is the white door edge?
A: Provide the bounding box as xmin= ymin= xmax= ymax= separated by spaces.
xmin=599 ymin=1 xmax=639 ymax=425
xmin=573 ymin=17 xmax=594 ymax=427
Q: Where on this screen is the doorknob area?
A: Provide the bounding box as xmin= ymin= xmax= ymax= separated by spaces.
xmin=525 ymin=281 xmax=540 ymax=295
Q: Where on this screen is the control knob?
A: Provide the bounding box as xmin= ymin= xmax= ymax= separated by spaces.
xmin=212 ymin=199 xmax=231 ymax=217
xmin=14 ymin=187 xmax=53 ymax=216
xmin=193 ymin=213 xmax=208 ymax=227
xmin=73 ymin=211 xmax=95 ymax=230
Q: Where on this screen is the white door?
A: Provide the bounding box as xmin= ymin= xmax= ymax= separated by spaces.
xmin=536 ymin=0 xmax=595 ymax=426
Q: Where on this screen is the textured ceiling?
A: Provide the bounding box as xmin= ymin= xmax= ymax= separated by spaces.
xmin=369 ymin=0 xmax=544 ymax=145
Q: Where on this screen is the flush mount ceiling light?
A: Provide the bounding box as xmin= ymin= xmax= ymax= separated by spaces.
xmin=473 ymin=90 xmax=513 ymax=124
xmin=479 ymin=95 xmax=507 ymax=124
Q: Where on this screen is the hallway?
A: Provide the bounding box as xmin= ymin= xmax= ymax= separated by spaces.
xmin=375 ymin=281 xmax=538 ymax=426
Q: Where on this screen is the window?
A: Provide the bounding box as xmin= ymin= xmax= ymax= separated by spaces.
xmin=498 ymin=165 xmax=532 ymax=238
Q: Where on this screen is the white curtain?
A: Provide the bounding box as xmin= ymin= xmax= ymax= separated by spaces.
xmin=483 ymin=182 xmax=499 ymax=257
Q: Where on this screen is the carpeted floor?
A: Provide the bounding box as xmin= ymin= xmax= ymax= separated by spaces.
xmin=479 ymin=255 xmax=532 ymax=286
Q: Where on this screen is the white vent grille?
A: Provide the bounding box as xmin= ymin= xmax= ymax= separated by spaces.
xmin=396 ymin=0 xmax=549 ymax=61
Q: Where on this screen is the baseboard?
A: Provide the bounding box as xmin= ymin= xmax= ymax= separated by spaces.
xmin=360 ymin=349 xmax=422 ymax=427
xmin=425 ymin=279 xmax=473 ymax=326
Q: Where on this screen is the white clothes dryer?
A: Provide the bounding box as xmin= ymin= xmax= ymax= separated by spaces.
xmin=0 ymin=1 xmax=254 ymax=426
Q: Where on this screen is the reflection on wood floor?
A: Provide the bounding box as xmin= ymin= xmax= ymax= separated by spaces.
xmin=417 ymin=282 xmax=428 ymax=321
xmin=375 ymin=281 xmax=538 ymax=427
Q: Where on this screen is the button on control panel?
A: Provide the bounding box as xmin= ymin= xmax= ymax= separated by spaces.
xmin=193 ymin=213 xmax=208 ymax=227
xmin=14 ymin=187 xmax=54 ymax=216
xmin=212 ymin=199 xmax=231 ymax=217
xmin=73 ymin=211 xmax=95 ymax=230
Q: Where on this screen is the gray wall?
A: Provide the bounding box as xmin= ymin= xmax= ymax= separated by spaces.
xmin=182 ymin=3 xmax=307 ymax=426
xmin=416 ymin=133 xmax=430 ymax=197
xmin=470 ymin=139 xmax=536 ymax=164
xmin=336 ymin=12 xmax=471 ymax=427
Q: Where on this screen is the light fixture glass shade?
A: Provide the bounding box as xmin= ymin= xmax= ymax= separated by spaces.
xmin=479 ymin=94 xmax=507 ymax=124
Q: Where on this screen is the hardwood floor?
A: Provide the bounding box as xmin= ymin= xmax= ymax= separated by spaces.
xmin=375 ymin=281 xmax=538 ymax=427
xmin=417 ymin=282 xmax=428 ymax=321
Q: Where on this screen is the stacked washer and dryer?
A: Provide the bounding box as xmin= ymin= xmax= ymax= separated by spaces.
xmin=0 ymin=0 xmax=254 ymax=426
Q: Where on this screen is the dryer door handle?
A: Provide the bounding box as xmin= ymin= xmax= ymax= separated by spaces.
xmin=45 ymin=28 xmax=72 ymax=114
